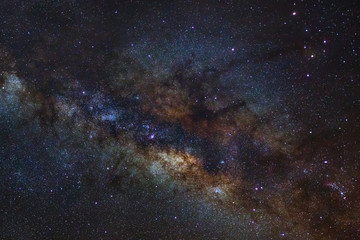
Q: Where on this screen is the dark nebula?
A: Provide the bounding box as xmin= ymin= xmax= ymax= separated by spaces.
xmin=1 ymin=0 xmax=360 ymax=239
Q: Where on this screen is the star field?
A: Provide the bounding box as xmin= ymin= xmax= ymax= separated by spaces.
xmin=0 ymin=0 xmax=359 ymax=239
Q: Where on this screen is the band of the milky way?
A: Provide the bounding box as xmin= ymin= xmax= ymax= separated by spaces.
xmin=0 ymin=1 xmax=359 ymax=239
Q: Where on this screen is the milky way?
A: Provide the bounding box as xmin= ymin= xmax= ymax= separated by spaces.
xmin=1 ymin=1 xmax=359 ymax=239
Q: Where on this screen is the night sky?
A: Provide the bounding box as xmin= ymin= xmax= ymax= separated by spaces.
xmin=1 ymin=0 xmax=360 ymax=239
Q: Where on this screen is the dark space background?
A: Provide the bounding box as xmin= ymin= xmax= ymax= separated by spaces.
xmin=0 ymin=0 xmax=359 ymax=239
